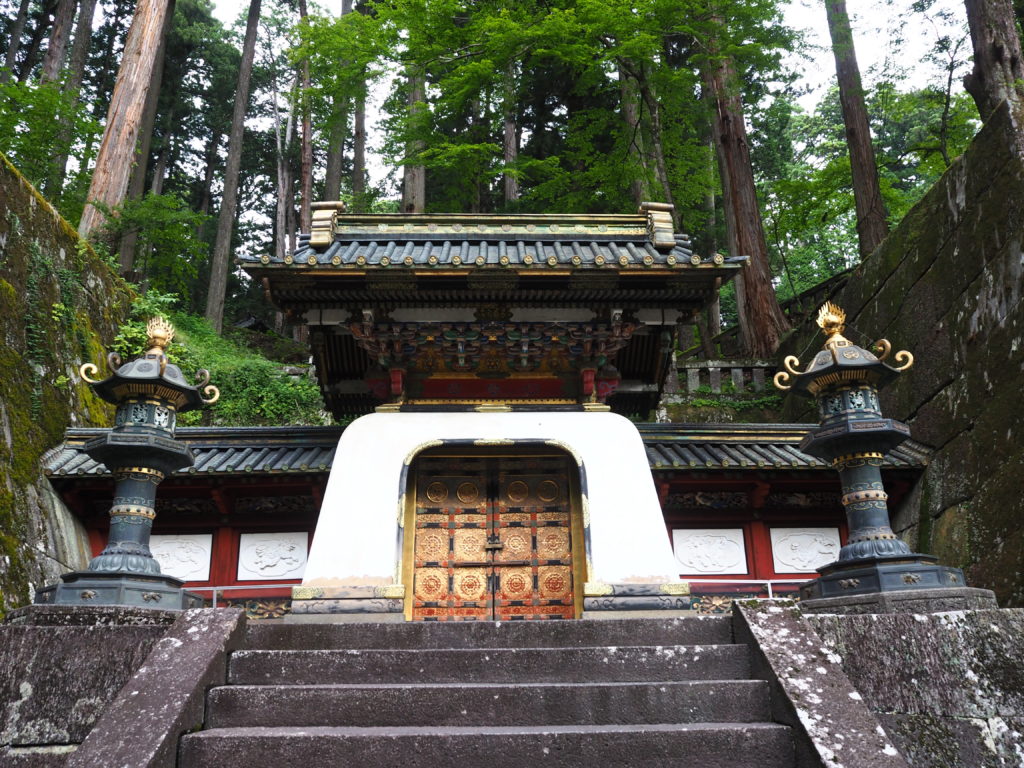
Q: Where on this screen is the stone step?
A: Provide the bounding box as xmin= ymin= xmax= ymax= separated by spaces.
xmin=229 ymin=643 xmax=750 ymax=685
xmin=179 ymin=722 xmax=795 ymax=768
xmin=206 ymin=679 xmax=772 ymax=729
xmin=246 ymin=616 xmax=731 ymax=651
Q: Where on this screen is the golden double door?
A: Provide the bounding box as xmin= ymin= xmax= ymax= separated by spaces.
xmin=409 ymin=454 xmax=578 ymax=621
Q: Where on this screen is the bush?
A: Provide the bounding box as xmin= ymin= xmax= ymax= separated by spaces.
xmin=110 ymin=293 xmax=329 ymax=426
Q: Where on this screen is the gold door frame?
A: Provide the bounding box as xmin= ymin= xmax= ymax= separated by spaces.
xmin=399 ymin=440 xmax=590 ymax=620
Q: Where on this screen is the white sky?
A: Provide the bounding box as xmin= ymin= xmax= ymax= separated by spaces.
xmin=210 ymin=0 xmax=970 ymax=185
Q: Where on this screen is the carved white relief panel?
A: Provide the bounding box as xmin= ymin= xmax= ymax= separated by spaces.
xmin=150 ymin=534 xmax=213 ymax=581
xmin=671 ymin=528 xmax=747 ymax=574
xmin=237 ymin=532 xmax=309 ymax=581
xmin=770 ymin=527 xmax=841 ymax=573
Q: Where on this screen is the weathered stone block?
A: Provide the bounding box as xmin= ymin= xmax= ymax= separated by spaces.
xmin=0 ymin=624 xmax=165 ymax=746
xmin=65 ymin=608 xmax=245 ymax=768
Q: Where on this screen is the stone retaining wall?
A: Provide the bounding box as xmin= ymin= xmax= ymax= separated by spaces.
xmin=0 ymin=153 xmax=132 ymax=613
xmin=780 ymin=100 xmax=1024 ymax=605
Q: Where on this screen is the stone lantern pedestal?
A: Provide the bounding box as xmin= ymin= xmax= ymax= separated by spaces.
xmin=775 ymin=303 xmax=996 ymax=613
xmin=35 ymin=318 xmax=219 ymax=610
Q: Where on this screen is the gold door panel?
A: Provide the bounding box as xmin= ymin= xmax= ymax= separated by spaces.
xmin=410 ymin=455 xmax=577 ymax=621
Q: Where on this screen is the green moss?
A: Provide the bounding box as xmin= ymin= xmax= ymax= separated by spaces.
xmin=0 ymin=152 xmax=131 ymax=611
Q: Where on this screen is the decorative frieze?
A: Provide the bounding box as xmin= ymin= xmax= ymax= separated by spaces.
xmin=769 ymin=527 xmax=841 ymax=573
xmin=237 ymin=532 xmax=309 ymax=581
xmin=149 ymin=534 xmax=213 ymax=581
xmin=672 ymin=528 xmax=747 ymax=574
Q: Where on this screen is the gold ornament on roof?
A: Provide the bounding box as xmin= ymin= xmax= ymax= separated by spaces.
xmin=774 ymin=302 xmax=915 ymax=391
xmin=146 ymin=317 xmax=175 ymax=353
xmin=817 ymin=302 xmax=846 ymax=337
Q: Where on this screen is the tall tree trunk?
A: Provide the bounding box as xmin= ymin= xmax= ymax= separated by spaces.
xmin=352 ymin=88 xmax=366 ymax=210
xmin=703 ymin=44 xmax=789 ymax=359
xmin=39 ymin=0 xmax=76 ymax=82
xmin=16 ymin=2 xmax=51 ymax=82
xmin=272 ymin=72 xmax=297 ymax=261
xmin=502 ymin=63 xmax=519 ymax=204
xmin=63 ymin=0 xmax=94 ymax=94
xmin=116 ymin=12 xmax=170 ymax=273
xmin=402 ymin=70 xmax=425 ymax=213
xmin=964 ymin=0 xmax=1024 ymax=120
xmin=77 ymin=0 xmax=174 ymax=240
xmin=618 ymin=63 xmax=650 ymax=206
xmin=619 ymin=59 xmax=675 ymax=219
xmin=90 ymin=0 xmax=128 ymax=121
xmin=297 ymin=0 xmax=313 ymax=231
xmin=824 ymin=0 xmax=889 ymax=259
xmin=636 ymin=75 xmax=675 ymax=217
xmin=204 ymin=0 xmax=260 ymax=333
xmin=196 ymin=130 xmax=222 ymax=223
xmin=1 ymin=0 xmax=33 ymax=83
xmin=323 ymin=97 xmax=348 ymax=201
xmin=322 ymin=0 xmax=352 ymax=202
xmin=45 ymin=0 xmax=97 ymax=193
xmin=703 ymin=136 xmax=721 ymax=349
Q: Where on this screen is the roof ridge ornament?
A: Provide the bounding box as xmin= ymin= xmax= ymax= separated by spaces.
xmin=639 ymin=201 xmax=676 ymax=251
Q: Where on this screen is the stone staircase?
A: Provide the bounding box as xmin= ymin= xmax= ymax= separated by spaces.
xmin=178 ymin=617 xmax=795 ymax=767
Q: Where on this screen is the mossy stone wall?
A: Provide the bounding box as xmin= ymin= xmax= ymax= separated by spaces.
xmin=779 ymin=100 xmax=1024 ymax=606
xmin=0 ymin=153 xmax=132 ymax=614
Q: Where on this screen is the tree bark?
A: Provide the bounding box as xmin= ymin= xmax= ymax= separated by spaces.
xmin=45 ymin=0 xmax=96 ymax=193
xmin=402 ymin=70 xmax=426 ymax=213
xmin=204 ymin=0 xmax=260 ymax=333
xmin=502 ymin=63 xmax=519 ymax=204
xmin=16 ymin=2 xmax=51 ymax=82
xmin=703 ymin=45 xmax=789 ymax=359
xmin=636 ymin=75 xmax=675 ymax=219
xmin=196 ymin=130 xmax=222 ymax=219
xmin=618 ymin=63 xmax=650 ymax=206
xmin=322 ymin=0 xmax=352 ymax=202
xmin=298 ymin=0 xmax=313 ymax=231
xmin=619 ymin=59 xmax=675 ymax=222
xmin=116 ymin=10 xmax=170 ymax=273
xmin=352 ymin=88 xmax=366 ymax=209
xmin=1 ymin=0 xmax=33 ymax=83
xmin=45 ymin=0 xmax=98 ymax=193
xmin=323 ymin=98 xmax=348 ymax=201
xmin=63 ymin=0 xmax=95 ymax=95
xmin=39 ymin=0 xmax=76 ymax=82
xmin=77 ymin=0 xmax=174 ymax=240
xmin=703 ymin=136 xmax=721 ymax=349
xmin=964 ymin=0 xmax=1024 ymax=120
xmin=272 ymin=72 xmax=297 ymax=262
xmin=824 ymin=0 xmax=889 ymax=260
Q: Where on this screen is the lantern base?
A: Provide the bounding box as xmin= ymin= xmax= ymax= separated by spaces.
xmin=798 ymin=554 xmax=970 ymax=601
xmin=34 ymin=570 xmax=203 ymax=611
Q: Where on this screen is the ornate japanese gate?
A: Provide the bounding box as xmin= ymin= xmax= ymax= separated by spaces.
xmin=408 ymin=454 xmax=579 ymax=621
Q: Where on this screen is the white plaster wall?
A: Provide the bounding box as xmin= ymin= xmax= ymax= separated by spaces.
xmin=303 ymin=411 xmax=679 ymax=586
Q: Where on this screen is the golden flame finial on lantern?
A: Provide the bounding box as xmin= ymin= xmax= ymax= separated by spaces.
xmin=817 ymin=302 xmax=846 ymax=338
xmin=146 ymin=317 xmax=175 ymax=354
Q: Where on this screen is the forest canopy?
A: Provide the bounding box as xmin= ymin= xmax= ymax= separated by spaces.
xmin=0 ymin=0 xmax=995 ymax=354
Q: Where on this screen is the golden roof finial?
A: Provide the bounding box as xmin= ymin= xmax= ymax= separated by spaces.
xmin=146 ymin=317 xmax=175 ymax=355
xmin=817 ymin=302 xmax=846 ymax=338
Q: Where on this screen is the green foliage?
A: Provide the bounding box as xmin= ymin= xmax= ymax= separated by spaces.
xmin=0 ymin=79 xmax=100 ymax=193
xmin=300 ymin=0 xmax=795 ymax=222
xmin=111 ymin=292 xmax=328 ymax=427
xmin=99 ymin=192 xmax=209 ymax=303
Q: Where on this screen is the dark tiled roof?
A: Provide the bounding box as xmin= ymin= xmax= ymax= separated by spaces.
xmin=282 ymin=232 xmax=715 ymax=269
xmin=238 ymin=209 xmax=746 ymax=272
xmin=42 ymin=427 xmax=343 ymax=478
xmin=42 ymin=423 xmax=930 ymax=478
xmin=637 ymin=423 xmax=931 ymax=470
